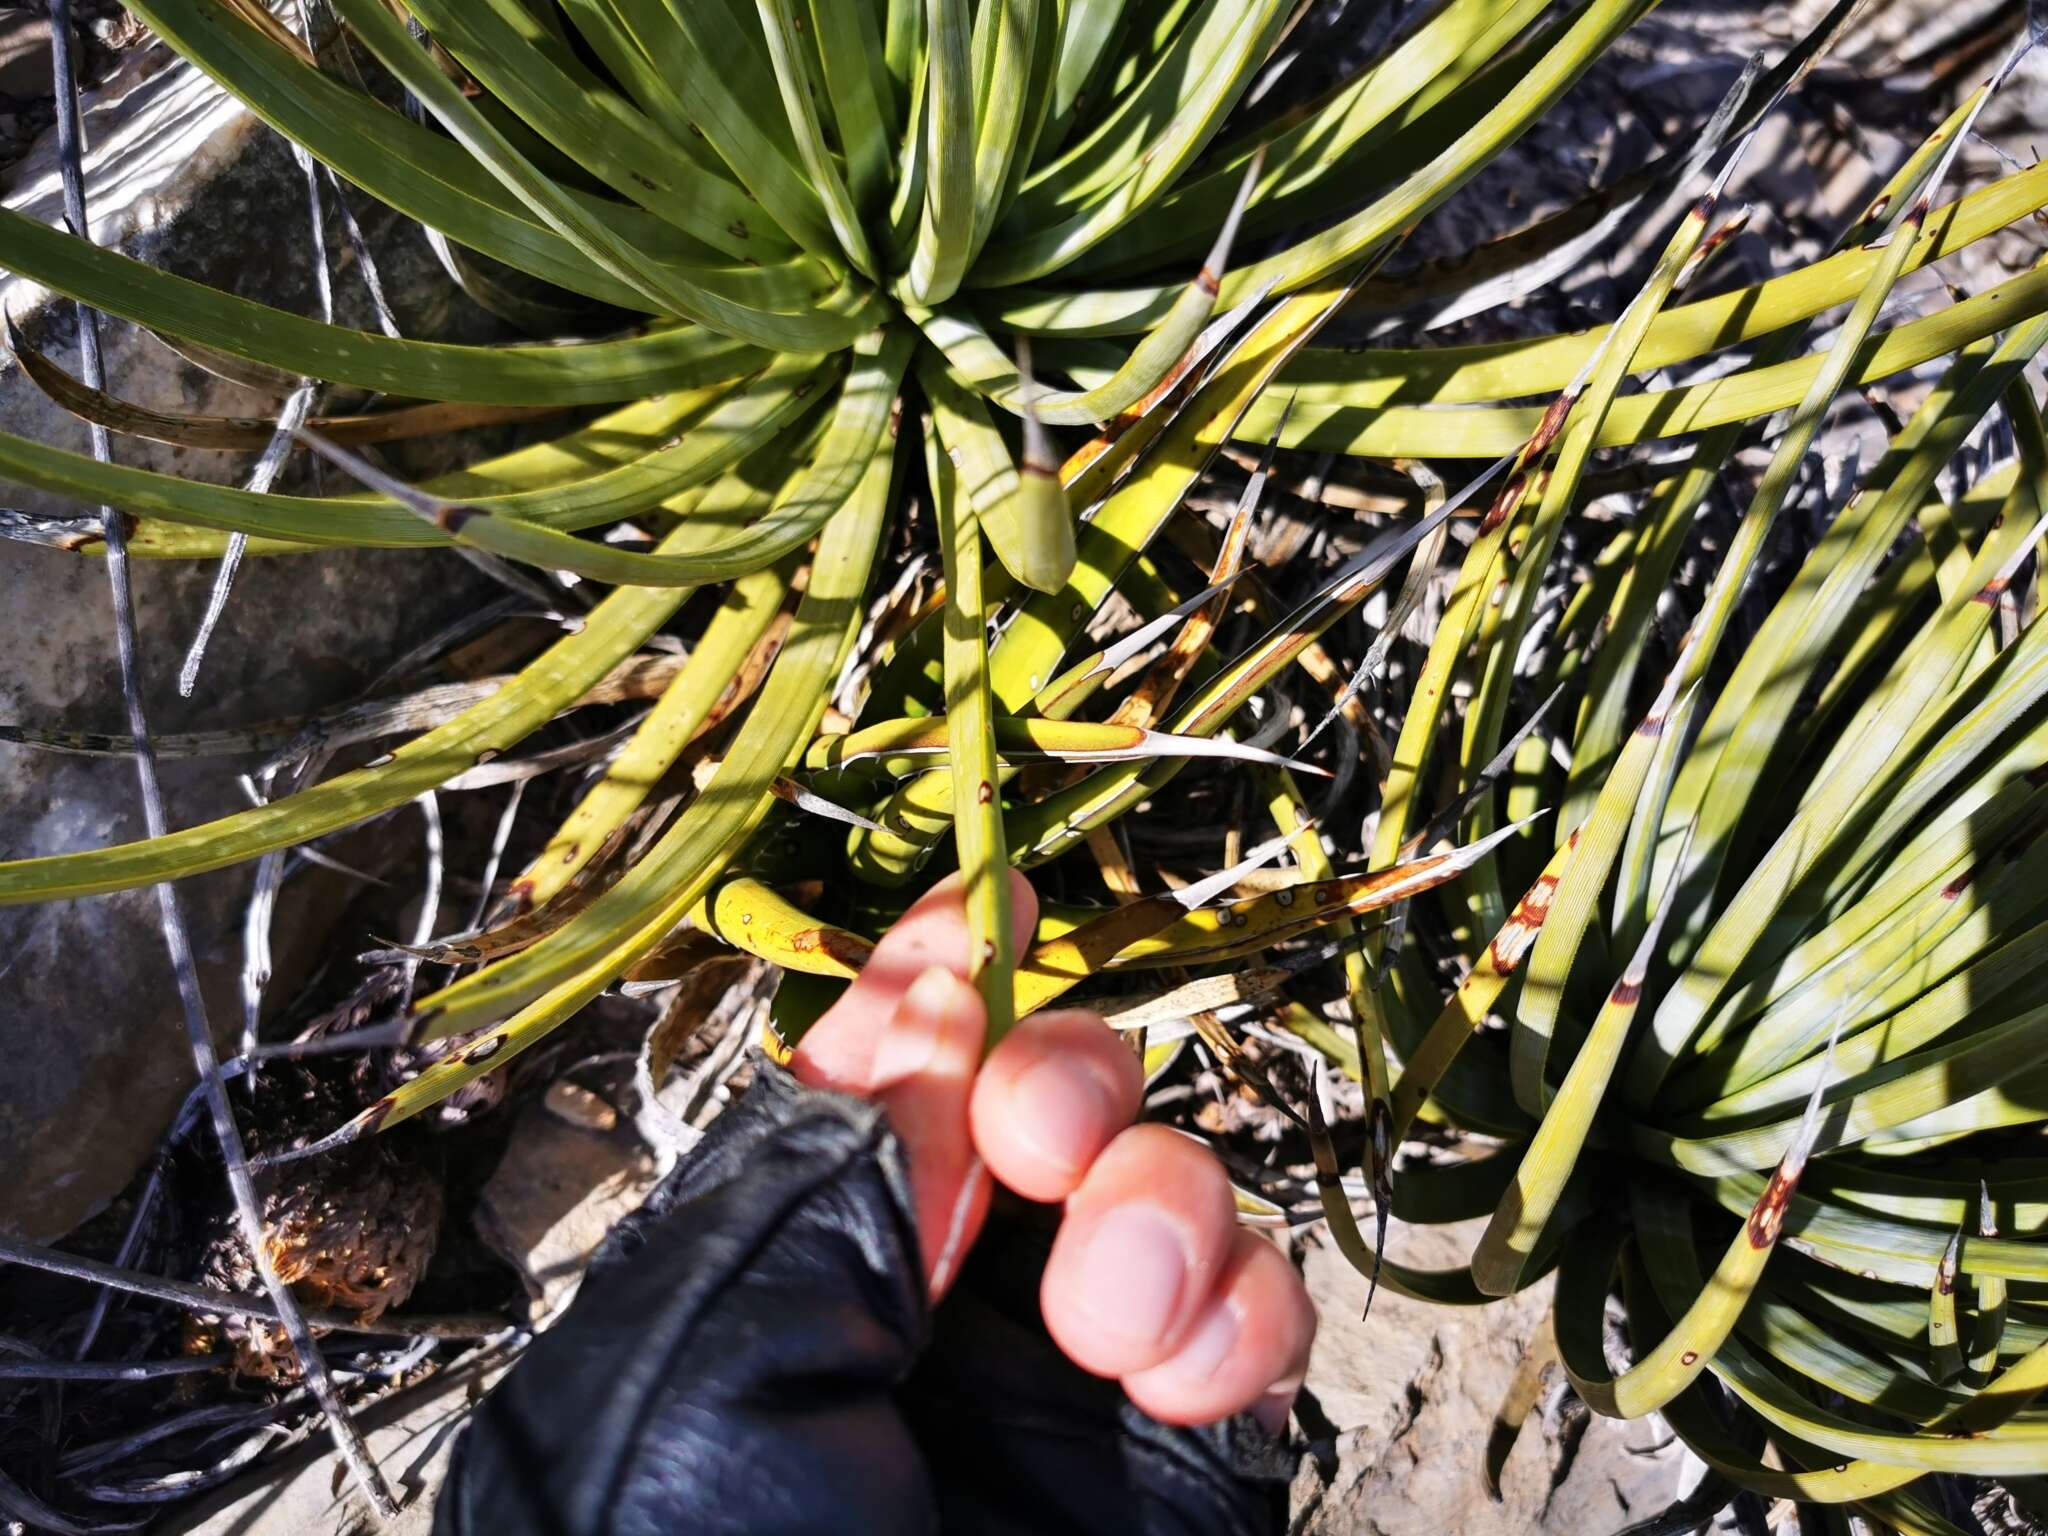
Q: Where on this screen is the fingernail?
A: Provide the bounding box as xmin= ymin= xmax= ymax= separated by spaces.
xmin=1067 ymin=1205 xmax=1187 ymax=1348
xmin=1171 ymin=1300 xmax=1241 ymax=1383
xmin=1252 ymin=1387 xmax=1295 ymax=1435
xmin=1012 ymin=1056 xmax=1121 ymax=1175
xmin=874 ymin=966 xmax=964 ymax=1081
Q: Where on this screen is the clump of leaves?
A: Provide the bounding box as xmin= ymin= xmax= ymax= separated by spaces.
xmin=5 ymin=1 xmax=2048 ymax=1524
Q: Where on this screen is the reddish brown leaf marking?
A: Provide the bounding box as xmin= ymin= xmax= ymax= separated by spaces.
xmin=1477 ymin=473 xmax=1527 ymax=537
xmin=1746 ymin=1165 xmax=1798 ymax=1249
xmin=788 ymin=927 xmax=875 ymax=969
xmin=1488 ymin=872 xmax=1561 ymax=974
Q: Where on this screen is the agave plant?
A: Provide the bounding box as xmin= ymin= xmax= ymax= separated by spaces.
xmin=7 ymin=0 xmax=2048 ymax=1524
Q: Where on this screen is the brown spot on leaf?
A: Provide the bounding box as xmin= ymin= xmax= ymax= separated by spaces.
xmin=1477 ymin=474 xmax=1526 ymax=536
xmin=359 ymin=1097 xmax=398 ymax=1137
xmin=1746 ymin=1165 xmax=1797 ymax=1249
xmin=1488 ymin=872 xmax=1561 ymax=974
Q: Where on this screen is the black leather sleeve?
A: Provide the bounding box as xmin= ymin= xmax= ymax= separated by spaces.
xmin=434 ymin=1063 xmax=1294 ymax=1536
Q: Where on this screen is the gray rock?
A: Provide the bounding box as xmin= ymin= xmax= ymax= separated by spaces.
xmin=0 ymin=50 xmax=501 ymax=1240
xmin=475 ymin=1094 xmax=661 ymax=1326
xmin=156 ymin=1344 xmax=518 ymax=1536
xmin=1290 ymin=1223 xmax=1693 ymax=1535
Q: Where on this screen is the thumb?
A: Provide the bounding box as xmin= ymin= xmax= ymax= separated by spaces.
xmin=868 ymin=965 xmax=992 ymax=1300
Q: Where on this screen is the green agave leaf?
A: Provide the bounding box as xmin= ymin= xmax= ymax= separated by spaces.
xmin=973 ymin=0 xmax=1291 ymax=284
xmin=0 ymin=353 xmax=832 ymax=550
xmin=325 ymin=0 xmax=883 ymax=348
xmin=757 ymin=0 xmax=879 ymax=277
xmin=1247 ymin=260 xmax=2048 ymax=458
xmin=925 ymin=414 xmax=1016 ymax=1039
xmin=1070 ymin=0 xmax=1552 ymax=277
xmin=514 ymin=558 xmax=795 ymax=910
xmin=0 ymin=200 xmax=765 ymax=401
xmin=0 ymin=528 xmax=709 ymax=902
xmin=399 ymin=0 xmax=781 ymax=257
xmin=919 ymin=349 xmax=1074 ymax=593
xmin=902 ymin=0 xmax=974 ymax=304
xmin=393 ymin=434 xmax=896 ymax=1060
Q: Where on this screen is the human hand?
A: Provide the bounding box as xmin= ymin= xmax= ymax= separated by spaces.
xmin=792 ymin=871 xmax=1316 ymax=1431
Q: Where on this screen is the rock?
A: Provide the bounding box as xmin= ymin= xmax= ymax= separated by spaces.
xmin=474 ymin=1095 xmax=661 ymax=1325
xmin=156 ymin=1344 xmax=518 ymax=1536
xmin=0 ymin=10 xmax=51 ymax=101
xmin=0 ymin=51 xmax=504 ymax=1240
xmin=1290 ymin=1221 xmax=1693 ymax=1535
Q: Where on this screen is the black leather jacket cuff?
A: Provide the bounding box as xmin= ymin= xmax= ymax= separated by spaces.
xmin=435 ymin=1062 xmax=1294 ymax=1535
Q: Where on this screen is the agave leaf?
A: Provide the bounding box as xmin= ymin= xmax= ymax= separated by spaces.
xmin=288 ymin=335 xmax=902 ymax=583
xmin=804 ymin=715 xmax=1326 ymax=776
xmin=0 ymin=525 xmax=714 ymax=902
xmin=395 ymin=432 xmax=895 ymax=1061
xmin=695 ymin=876 xmax=876 ymax=979
xmin=919 ymin=350 xmax=1074 ymax=593
xmin=402 ymin=0 xmax=781 ymax=255
xmin=0 ymin=200 xmax=763 ymax=399
xmin=903 ymin=0 xmax=974 ymax=304
xmin=975 ymin=0 xmax=1292 ymax=284
xmin=6 ymin=320 xmax=567 ymax=450
xmin=0 ymin=355 xmax=827 ymax=552
xmin=1457 ymin=118 xmax=1742 ymax=941
xmin=326 ymin=0 xmax=882 ymax=347
xmin=914 ymin=151 xmax=1259 ymax=426
xmin=1930 ymin=1227 xmax=1965 ymax=1384
xmin=851 ymin=275 xmax=1371 ymax=883
xmin=756 ymin=0 xmax=879 ymax=277
xmin=1635 ymin=300 xmax=2048 ymax=1102
xmin=512 ymin=559 xmax=794 ymax=912
xmin=1472 ymin=835 xmax=1690 ymax=1297
xmin=563 ymin=0 xmax=837 ymax=257
xmin=1075 ymin=0 xmax=1552 ymax=276
xmin=923 ymin=402 xmax=1018 ymax=1037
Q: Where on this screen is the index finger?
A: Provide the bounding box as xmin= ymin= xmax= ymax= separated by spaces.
xmin=792 ymin=869 xmax=1039 ymax=1094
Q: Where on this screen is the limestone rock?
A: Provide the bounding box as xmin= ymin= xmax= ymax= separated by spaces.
xmin=0 ymin=50 xmax=499 ymax=1240
xmin=1290 ymin=1221 xmax=1692 ymax=1535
